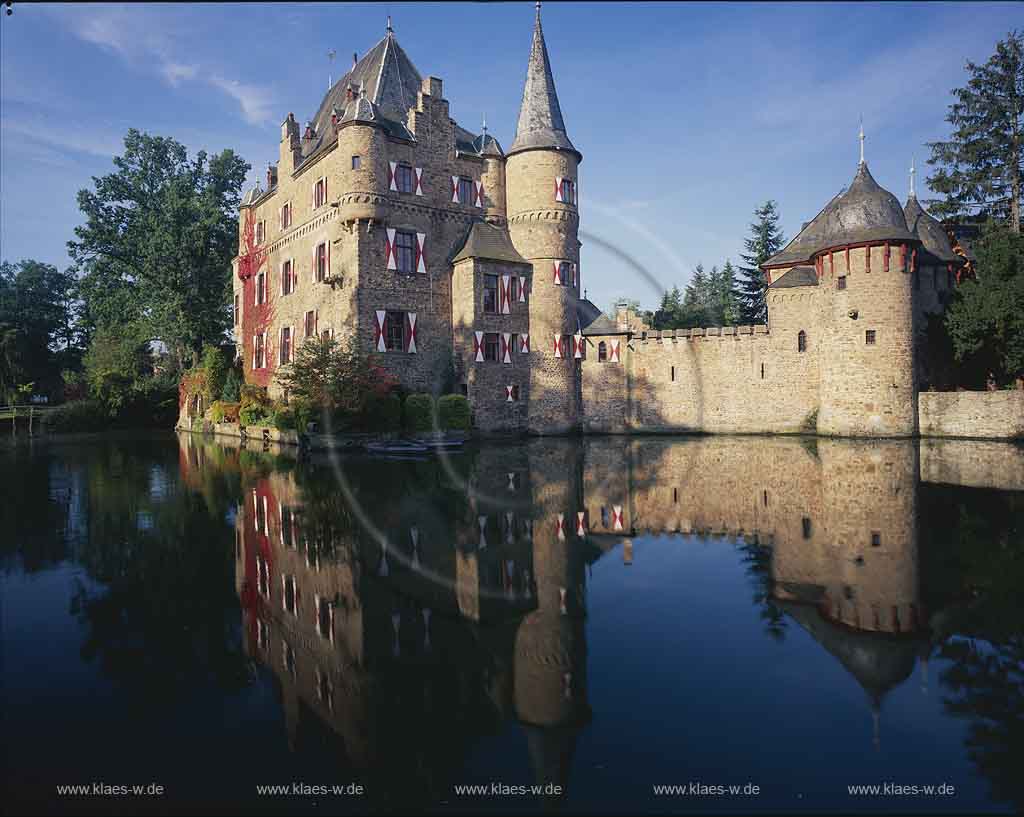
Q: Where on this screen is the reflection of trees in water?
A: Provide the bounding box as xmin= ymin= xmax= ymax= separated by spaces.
xmin=23 ymin=435 xmax=255 ymax=694
xmin=736 ymin=538 xmax=787 ymax=641
xmin=920 ymin=485 xmax=1024 ymax=811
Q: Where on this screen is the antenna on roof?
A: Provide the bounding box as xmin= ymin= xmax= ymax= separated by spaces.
xmin=327 ymin=49 xmax=336 ymax=90
xmin=858 ymin=116 xmax=865 ymax=165
xmin=909 ymin=156 xmax=916 ymax=198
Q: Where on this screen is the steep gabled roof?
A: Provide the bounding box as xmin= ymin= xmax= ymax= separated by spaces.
xmin=303 ymin=27 xmax=422 ymax=159
xmin=904 ymin=195 xmax=960 ymax=265
xmin=578 ymin=299 xmax=624 ymax=335
xmin=451 ymin=222 xmax=530 ymax=266
xmin=508 ymin=7 xmax=578 ymax=158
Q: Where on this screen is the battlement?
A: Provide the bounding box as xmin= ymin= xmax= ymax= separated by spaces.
xmin=634 ymin=324 xmax=770 ymax=343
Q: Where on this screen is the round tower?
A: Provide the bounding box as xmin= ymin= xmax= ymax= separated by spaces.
xmin=476 ymin=123 xmax=508 ymax=225
xmin=334 ymin=89 xmax=390 ymax=227
xmin=806 ymin=158 xmax=920 ymax=436
xmin=505 ymin=4 xmax=582 ymax=435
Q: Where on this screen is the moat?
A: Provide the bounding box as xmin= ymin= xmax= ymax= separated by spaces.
xmin=3 ymin=432 xmax=1022 ymax=815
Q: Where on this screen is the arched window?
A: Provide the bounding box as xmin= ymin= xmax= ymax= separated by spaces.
xmin=598 ymin=341 xmax=607 ymax=362
xmin=797 ymin=330 xmax=807 ymax=353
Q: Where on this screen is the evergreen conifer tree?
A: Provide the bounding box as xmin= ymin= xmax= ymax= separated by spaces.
xmin=737 ymin=201 xmax=786 ymax=324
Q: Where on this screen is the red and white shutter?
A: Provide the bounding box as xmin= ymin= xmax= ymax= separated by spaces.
xmin=553 ymin=262 xmax=561 ymax=284
xmin=388 ymin=162 xmax=398 ymax=192
xmin=506 ymin=385 xmax=515 ymax=403
xmin=553 ymin=334 xmax=562 ymax=359
xmin=322 ymin=175 xmax=328 ymax=205
xmin=555 ymin=176 xmax=564 ymax=203
xmin=385 ymin=228 xmax=397 ymax=270
xmin=520 ymin=333 xmax=530 ymax=354
xmin=474 ymin=180 xmax=484 ymax=208
xmin=612 ymin=505 xmax=624 ymax=531
xmin=280 ymin=262 xmax=286 ymax=296
xmin=414 ymin=167 xmax=424 ymax=196
xmin=610 ymin=339 xmax=621 ymax=363
xmin=415 ymin=233 xmax=427 ymax=273
xmin=451 ymin=175 xmax=460 ymax=204
xmin=572 ymin=263 xmax=578 ymax=288
xmin=501 ymin=275 xmax=511 ymax=314
xmin=252 ymin=335 xmax=257 ymax=369
xmin=518 ymin=276 xmax=527 ymax=302
xmin=502 ymin=332 xmax=512 ymax=364
xmin=326 ymin=241 xmax=331 ymax=278
xmin=374 ymin=311 xmax=387 ymax=352
xmin=473 ymin=331 xmax=484 ymax=362
xmin=573 ymin=333 xmax=583 ymax=359
xmin=406 ymin=312 xmax=418 ymax=353
xmin=576 ymin=511 xmax=587 ymax=537
xmin=556 ymin=513 xmax=565 ymax=541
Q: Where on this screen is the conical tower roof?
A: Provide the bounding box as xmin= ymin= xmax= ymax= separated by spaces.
xmin=904 ymin=194 xmax=960 ymax=265
xmin=764 ymin=163 xmax=915 ymax=268
xmin=508 ymin=5 xmax=578 ymax=158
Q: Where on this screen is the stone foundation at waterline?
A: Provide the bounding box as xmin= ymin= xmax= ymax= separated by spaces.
xmin=918 ymin=391 xmax=1024 ymax=440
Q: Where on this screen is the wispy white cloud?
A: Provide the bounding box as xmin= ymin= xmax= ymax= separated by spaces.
xmin=209 ymin=76 xmax=277 ymax=126
xmin=1 ymin=115 xmax=121 ymax=160
xmin=162 ymin=62 xmax=199 ymax=87
xmin=54 ymin=5 xmax=276 ymax=127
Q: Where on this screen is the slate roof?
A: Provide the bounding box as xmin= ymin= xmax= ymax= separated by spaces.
xmin=302 ymin=28 xmax=422 ymax=163
xmin=904 ymin=195 xmax=961 ymax=265
xmin=578 ymin=298 xmax=623 ymax=335
xmin=451 ymin=222 xmax=530 ymax=265
xmin=768 ymin=265 xmax=818 ymax=289
xmin=763 ymin=163 xmax=915 ymax=268
xmin=508 ymin=9 xmax=578 ymax=158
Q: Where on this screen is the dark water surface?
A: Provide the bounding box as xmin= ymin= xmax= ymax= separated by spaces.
xmin=2 ymin=431 xmax=1022 ymax=815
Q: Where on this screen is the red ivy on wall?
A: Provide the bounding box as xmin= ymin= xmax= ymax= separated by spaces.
xmin=237 ymin=209 xmax=276 ymax=388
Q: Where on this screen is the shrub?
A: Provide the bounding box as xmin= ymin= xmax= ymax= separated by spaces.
xmin=44 ymin=400 xmax=109 ymax=433
xmin=210 ymin=400 xmax=240 ymax=424
xmin=363 ymin=391 xmax=401 ymax=431
xmin=272 ymin=407 xmax=296 ymax=431
xmin=239 ymin=400 xmax=271 ymax=427
xmin=404 ymin=393 xmax=435 ymax=432
xmin=200 ymin=345 xmax=228 ymax=402
xmin=438 ymin=394 xmax=471 ymax=430
xmin=290 ymin=398 xmax=315 ymax=433
xmin=222 ymin=365 xmax=242 ymax=402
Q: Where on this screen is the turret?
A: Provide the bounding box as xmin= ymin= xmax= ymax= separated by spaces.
xmin=506 ymin=3 xmax=583 ymax=434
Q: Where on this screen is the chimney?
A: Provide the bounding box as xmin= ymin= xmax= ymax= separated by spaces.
xmin=266 ymin=163 xmax=277 ymax=190
xmin=303 ymin=120 xmax=315 ymax=141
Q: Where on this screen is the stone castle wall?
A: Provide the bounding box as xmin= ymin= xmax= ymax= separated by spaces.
xmin=918 ymin=390 xmax=1024 ymax=440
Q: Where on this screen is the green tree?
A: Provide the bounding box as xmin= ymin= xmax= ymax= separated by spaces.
xmin=944 ymin=223 xmax=1024 ymax=383
xmin=717 ymin=260 xmax=740 ymax=325
xmin=737 ymin=201 xmax=786 ymax=325
xmin=0 ymin=260 xmax=80 ymax=400
xmin=927 ymin=31 xmax=1023 ymax=233
xmin=68 ymin=130 xmax=248 ymax=370
xmin=82 ymin=325 xmax=151 ymax=416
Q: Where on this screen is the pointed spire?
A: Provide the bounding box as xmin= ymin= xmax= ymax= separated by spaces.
xmin=482 ymin=112 xmax=487 ymax=136
xmin=386 ymin=15 xmax=393 ymax=35
xmin=909 ymin=156 xmax=916 ymax=198
xmin=858 ymin=116 xmax=865 ymax=165
xmin=509 ymin=3 xmax=578 ymax=157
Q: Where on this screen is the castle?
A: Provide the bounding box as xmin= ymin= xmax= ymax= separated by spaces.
xmin=232 ymin=6 xmax=975 ymax=439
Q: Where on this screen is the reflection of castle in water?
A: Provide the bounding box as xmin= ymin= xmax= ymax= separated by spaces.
xmin=174 ymin=433 xmax=1022 ymax=802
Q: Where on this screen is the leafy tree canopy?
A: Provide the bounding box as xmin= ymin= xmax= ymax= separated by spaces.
xmin=68 ymin=129 xmax=248 ymax=371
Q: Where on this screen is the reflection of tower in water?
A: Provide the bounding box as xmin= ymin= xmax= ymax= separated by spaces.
xmin=772 ymin=440 xmax=926 ymax=749
xmin=225 ymin=436 xmax=592 ymax=803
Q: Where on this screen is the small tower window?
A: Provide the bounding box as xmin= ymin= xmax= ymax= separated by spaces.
xmin=797 ymin=330 xmax=807 ymax=353
xmin=760 ymin=362 xmax=765 ymax=379
xmin=865 ymin=330 xmax=877 ymax=345
xmin=598 ymin=341 xmax=607 ymax=362
xmin=351 ymin=155 xmax=361 ymax=170
xmin=802 ymin=517 xmax=812 ymax=539
xmin=837 ymin=275 xmax=847 ymax=290
xmin=871 ymin=531 xmax=882 ymax=547
xmin=670 ymin=365 xmax=675 ymax=382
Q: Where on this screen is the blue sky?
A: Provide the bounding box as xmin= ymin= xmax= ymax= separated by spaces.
xmin=1 ymin=2 xmax=1020 ymax=312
